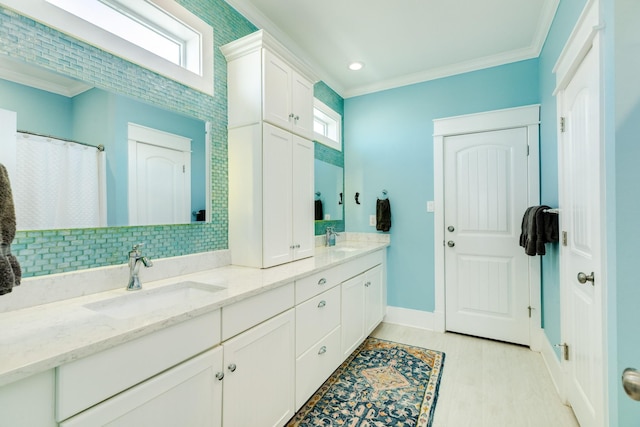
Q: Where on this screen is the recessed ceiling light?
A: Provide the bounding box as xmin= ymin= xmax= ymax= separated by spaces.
xmin=348 ymin=62 xmax=364 ymax=71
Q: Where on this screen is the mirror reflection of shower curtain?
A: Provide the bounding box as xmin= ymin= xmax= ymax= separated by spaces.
xmin=14 ymin=133 xmax=106 ymax=230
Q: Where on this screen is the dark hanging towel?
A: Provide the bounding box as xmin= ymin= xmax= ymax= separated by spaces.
xmin=315 ymin=199 xmax=324 ymax=221
xmin=376 ymin=198 xmax=391 ymax=232
xmin=519 ymin=205 xmax=559 ymax=256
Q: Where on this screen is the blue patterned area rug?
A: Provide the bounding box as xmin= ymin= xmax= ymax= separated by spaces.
xmin=287 ymin=337 xmax=445 ymax=427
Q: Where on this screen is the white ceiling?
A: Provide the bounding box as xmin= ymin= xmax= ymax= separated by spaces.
xmin=224 ymin=0 xmax=559 ymax=98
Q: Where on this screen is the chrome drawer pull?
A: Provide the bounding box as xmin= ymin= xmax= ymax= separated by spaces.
xmin=228 ymin=363 xmax=237 ymax=372
xmin=215 ymin=372 xmax=224 ymax=381
xmin=317 ymin=300 xmax=326 ymax=308
xmin=318 ymin=278 xmax=327 ymax=285
xmin=318 ymin=346 xmax=327 ymax=355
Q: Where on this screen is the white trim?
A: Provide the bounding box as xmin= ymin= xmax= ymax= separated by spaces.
xmin=313 ymin=98 xmax=342 ymax=152
xmin=537 ymin=327 xmax=569 ymax=403
xmin=0 ymin=0 xmax=214 ymax=96
xmin=383 ymin=306 xmax=436 ymax=331
xmin=128 ymin=123 xmax=192 ymax=152
xmin=553 ymin=0 xmax=602 ymax=93
xmin=433 ymin=104 xmax=541 ymax=346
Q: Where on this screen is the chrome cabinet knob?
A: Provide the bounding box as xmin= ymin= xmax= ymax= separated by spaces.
xmin=318 ymin=346 xmax=327 ymax=355
xmin=317 ymin=300 xmax=326 ymax=308
xmin=228 ymin=363 xmax=237 ymax=372
xmin=447 ymin=241 xmax=455 ymax=248
xmin=577 ymin=272 xmax=595 ymax=285
xmin=447 ymin=226 xmax=455 ymax=232
xmin=318 ymin=278 xmax=327 ymax=286
xmin=623 ymin=368 xmax=640 ymax=401
xmin=215 ymin=371 xmax=224 ymax=381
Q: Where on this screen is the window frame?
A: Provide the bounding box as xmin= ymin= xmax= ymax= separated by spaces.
xmin=1 ymin=0 xmax=214 ymax=96
xmin=313 ymin=98 xmax=342 ymax=152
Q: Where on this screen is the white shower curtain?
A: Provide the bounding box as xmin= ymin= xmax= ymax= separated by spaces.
xmin=14 ymin=133 xmax=106 ymax=230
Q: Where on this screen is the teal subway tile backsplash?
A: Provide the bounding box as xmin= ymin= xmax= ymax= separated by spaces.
xmin=0 ymin=2 xmax=256 ymax=277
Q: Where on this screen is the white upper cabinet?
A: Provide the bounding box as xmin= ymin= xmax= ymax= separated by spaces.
xmin=222 ymin=30 xmax=317 ymax=140
xmin=224 ymin=30 xmax=316 ymax=268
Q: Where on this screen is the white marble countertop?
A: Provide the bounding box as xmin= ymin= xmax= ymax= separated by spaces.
xmin=0 ymin=240 xmax=388 ymax=387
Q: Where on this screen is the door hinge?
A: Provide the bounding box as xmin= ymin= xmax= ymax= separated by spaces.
xmin=562 ymin=231 xmax=568 ymax=246
xmin=555 ymin=343 xmax=570 ymax=361
xmin=527 ymin=145 xmax=530 ymax=156
xmin=183 ymin=165 xmax=186 ymax=173
xmin=528 ymin=306 xmax=533 ymax=318
xmin=560 ymin=117 xmax=566 ymax=133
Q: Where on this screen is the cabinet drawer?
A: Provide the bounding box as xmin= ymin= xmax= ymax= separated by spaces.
xmin=295 ymin=326 xmax=341 ymax=410
xmin=295 ymin=266 xmax=343 ymax=304
xmin=222 ymin=282 xmax=294 ymax=341
xmin=341 ymin=251 xmax=384 ymax=282
xmin=295 ymin=286 xmax=340 ymax=356
xmin=56 ymin=310 xmax=220 ymax=422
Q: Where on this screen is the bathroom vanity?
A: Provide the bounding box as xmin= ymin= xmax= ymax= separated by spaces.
xmin=0 ymin=239 xmax=388 ymax=427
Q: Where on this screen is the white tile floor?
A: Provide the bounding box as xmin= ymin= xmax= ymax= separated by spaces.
xmin=371 ymin=322 xmax=580 ymax=427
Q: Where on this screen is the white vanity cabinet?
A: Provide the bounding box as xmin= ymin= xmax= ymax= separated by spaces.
xmin=341 ymin=264 xmax=385 ymax=360
xmin=223 ymin=30 xmax=316 ymax=269
xmin=222 ymin=30 xmax=316 ymax=140
xmin=220 ymin=284 xmax=296 ymax=427
xmin=0 ymin=370 xmax=56 ymax=427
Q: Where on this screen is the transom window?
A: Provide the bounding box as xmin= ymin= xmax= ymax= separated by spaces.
xmin=4 ymin=0 xmax=214 ymax=95
xmin=313 ymin=98 xmax=342 ymax=152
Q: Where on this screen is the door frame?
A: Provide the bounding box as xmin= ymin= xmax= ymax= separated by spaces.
xmin=433 ymin=105 xmax=541 ymax=349
xmin=553 ymin=0 xmax=607 ymax=422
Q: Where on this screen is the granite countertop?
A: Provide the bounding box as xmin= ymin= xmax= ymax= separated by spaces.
xmin=0 ymin=241 xmax=388 ymax=387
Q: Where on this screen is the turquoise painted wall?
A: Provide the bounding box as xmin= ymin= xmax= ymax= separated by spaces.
xmin=344 ymin=59 xmax=540 ymax=311
xmin=612 ymin=0 xmax=640 ymax=424
xmin=538 ymin=0 xmax=588 ymax=360
xmin=0 ymin=1 xmax=257 ymax=276
xmin=0 ymin=79 xmax=73 ymax=138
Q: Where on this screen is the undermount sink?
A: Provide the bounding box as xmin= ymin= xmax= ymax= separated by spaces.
xmin=331 ymin=246 xmax=359 ymax=252
xmin=84 ymin=281 xmax=226 ymax=319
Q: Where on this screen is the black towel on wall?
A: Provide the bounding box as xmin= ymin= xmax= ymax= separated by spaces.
xmin=315 ymin=199 xmax=324 ymax=221
xmin=376 ymin=198 xmax=391 ymax=232
xmin=519 ymin=205 xmax=559 ymax=256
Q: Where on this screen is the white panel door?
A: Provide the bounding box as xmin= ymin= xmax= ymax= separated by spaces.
xmin=444 ymin=127 xmax=530 ymax=345
xmin=263 ymin=50 xmax=292 ymax=131
xmin=291 ymin=134 xmax=314 ymax=260
xmin=290 ymin=70 xmax=313 ymax=139
xmin=365 ymin=265 xmax=385 ymax=334
xmin=223 ymin=310 xmax=295 ymax=427
xmin=263 ymin=123 xmax=293 ymax=267
xmin=131 ymin=142 xmax=190 ymax=225
xmin=341 ymin=274 xmax=366 ymax=360
xmin=560 ymin=46 xmax=604 ymax=427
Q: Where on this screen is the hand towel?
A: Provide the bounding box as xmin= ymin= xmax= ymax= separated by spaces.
xmin=315 ymin=199 xmax=324 ymax=221
xmin=519 ymin=205 xmax=559 ymax=256
xmin=376 ymin=198 xmax=391 ymax=232
xmin=0 ymin=164 xmax=21 ymax=295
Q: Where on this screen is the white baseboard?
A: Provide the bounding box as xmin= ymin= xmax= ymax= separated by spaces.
xmin=537 ymin=328 xmax=568 ymax=403
xmin=384 ymin=306 xmax=437 ymax=331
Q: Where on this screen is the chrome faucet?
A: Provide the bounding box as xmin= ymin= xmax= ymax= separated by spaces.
xmin=325 ymin=227 xmax=338 ymax=247
xmin=127 ymin=244 xmax=153 ymax=291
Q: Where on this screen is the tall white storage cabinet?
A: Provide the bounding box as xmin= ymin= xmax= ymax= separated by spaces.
xmin=222 ymin=30 xmax=317 ymax=268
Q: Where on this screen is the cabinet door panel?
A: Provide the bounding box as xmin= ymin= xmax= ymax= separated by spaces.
xmin=365 ymin=265 xmax=385 ymax=334
xmin=263 ymin=50 xmax=292 ymax=130
xmin=223 ymin=309 xmax=295 ymax=427
xmin=263 ymin=123 xmax=293 ymax=267
xmin=341 ymin=275 xmax=366 ymax=360
xmin=60 ymin=347 xmax=223 ymax=427
xmin=291 ymin=70 xmax=314 ymax=139
xmin=292 ymin=134 xmax=314 ymax=260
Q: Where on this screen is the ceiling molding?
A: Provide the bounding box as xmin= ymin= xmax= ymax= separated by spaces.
xmin=224 ymin=0 xmax=560 ymax=99
xmin=343 ymin=46 xmax=541 ymax=99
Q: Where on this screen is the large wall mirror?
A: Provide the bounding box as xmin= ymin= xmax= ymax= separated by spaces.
xmin=314 ymin=159 xmax=343 ymax=222
xmin=0 ymin=56 xmax=210 ymax=230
